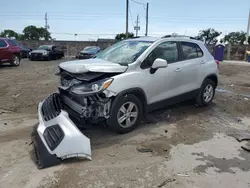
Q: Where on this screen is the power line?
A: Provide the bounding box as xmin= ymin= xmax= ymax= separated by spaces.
xmin=130 ymin=0 xmax=146 ymax=8
xmin=0 ymin=14 xmax=246 ymax=21
xmin=129 ymin=4 xmax=135 ymax=28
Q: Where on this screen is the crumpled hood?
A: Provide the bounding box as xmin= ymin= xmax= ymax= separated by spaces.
xmin=31 ymin=49 xmax=47 ymax=54
xmin=59 ymin=58 xmax=128 ymax=74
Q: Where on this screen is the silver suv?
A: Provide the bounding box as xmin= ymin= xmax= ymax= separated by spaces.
xmin=34 ymin=36 xmax=219 ymax=168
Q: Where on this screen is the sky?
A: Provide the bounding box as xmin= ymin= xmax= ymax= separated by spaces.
xmin=1 ymin=0 xmax=250 ymax=41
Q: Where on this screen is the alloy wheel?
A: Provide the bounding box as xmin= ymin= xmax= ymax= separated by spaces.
xmin=117 ymin=102 xmax=138 ymax=128
xmin=203 ymin=84 xmax=214 ymax=103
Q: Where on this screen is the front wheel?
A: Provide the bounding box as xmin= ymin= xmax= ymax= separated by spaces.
xmin=196 ymin=79 xmax=216 ymax=107
xmin=107 ymin=94 xmax=143 ymax=134
xmin=10 ymin=55 xmax=20 ymax=66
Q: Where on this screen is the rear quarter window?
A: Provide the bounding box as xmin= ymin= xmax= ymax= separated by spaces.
xmin=181 ymin=42 xmax=204 ymax=60
xmin=0 ymin=39 xmax=8 ymax=48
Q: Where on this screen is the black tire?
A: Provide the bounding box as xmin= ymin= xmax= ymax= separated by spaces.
xmin=196 ymin=79 xmax=216 ymax=107
xmin=107 ymin=94 xmax=143 ymax=134
xmin=47 ymin=55 xmax=51 ymax=61
xmin=10 ymin=55 xmax=20 ymax=66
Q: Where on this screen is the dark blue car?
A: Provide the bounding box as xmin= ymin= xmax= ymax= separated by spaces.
xmin=76 ymin=46 xmax=101 ymax=59
xmin=19 ymin=44 xmax=32 ymax=58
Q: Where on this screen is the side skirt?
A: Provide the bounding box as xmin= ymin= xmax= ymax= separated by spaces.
xmin=147 ymin=89 xmax=200 ymax=112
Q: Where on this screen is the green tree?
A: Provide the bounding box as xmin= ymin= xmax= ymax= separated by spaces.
xmin=39 ymin=27 xmax=51 ymax=40
xmin=115 ymin=32 xmax=134 ymax=40
xmin=0 ymin=30 xmax=19 ymax=39
xmin=22 ymin=25 xmax=51 ymax=40
xmin=224 ymin=31 xmax=250 ymax=44
xmin=194 ymin=28 xmax=221 ymax=45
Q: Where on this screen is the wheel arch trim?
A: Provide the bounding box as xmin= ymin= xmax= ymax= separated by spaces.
xmin=112 ymin=87 xmax=148 ymax=115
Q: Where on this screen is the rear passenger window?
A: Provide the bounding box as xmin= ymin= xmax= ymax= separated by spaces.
xmin=7 ymin=39 xmax=18 ymax=46
xmin=0 ymin=40 xmax=7 ymax=47
xmin=181 ymin=42 xmax=203 ymax=60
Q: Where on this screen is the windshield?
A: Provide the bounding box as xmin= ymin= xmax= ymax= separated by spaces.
xmin=82 ymin=46 xmax=99 ymax=53
xmin=95 ymin=40 xmax=152 ymax=65
xmin=38 ymin=45 xmax=50 ymax=50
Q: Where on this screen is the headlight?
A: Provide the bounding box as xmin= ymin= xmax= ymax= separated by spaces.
xmin=70 ymin=78 xmax=113 ymax=95
xmin=43 ymin=51 xmax=48 ymax=55
xmin=29 ymin=52 xmax=31 ymax=55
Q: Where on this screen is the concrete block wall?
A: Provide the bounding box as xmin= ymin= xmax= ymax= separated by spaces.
xmin=18 ymin=40 xmax=116 ymax=56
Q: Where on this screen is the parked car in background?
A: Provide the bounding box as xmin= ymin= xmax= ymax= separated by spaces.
xmin=19 ymin=44 xmax=32 ymax=58
xmin=29 ymin=45 xmax=64 ymax=61
xmin=0 ymin=37 xmax=21 ymax=66
xmin=76 ymin=46 xmax=101 ymax=59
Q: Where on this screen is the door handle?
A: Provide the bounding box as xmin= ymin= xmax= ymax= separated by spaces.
xmin=175 ymin=68 xmax=182 ymax=72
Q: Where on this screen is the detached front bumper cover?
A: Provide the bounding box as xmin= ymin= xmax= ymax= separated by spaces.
xmin=33 ymin=93 xmax=92 ymax=169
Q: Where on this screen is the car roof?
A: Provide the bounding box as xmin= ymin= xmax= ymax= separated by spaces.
xmin=125 ymin=36 xmax=204 ymax=44
xmin=126 ymin=36 xmax=160 ymax=42
xmin=84 ymin=46 xmax=100 ymax=48
xmin=40 ymin=45 xmax=54 ymax=47
xmin=0 ymin=37 xmax=15 ymax=40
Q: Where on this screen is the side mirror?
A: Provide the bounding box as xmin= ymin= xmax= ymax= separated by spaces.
xmin=151 ymin=58 xmax=168 ymax=69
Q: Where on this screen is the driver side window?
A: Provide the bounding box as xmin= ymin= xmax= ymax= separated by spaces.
xmin=141 ymin=41 xmax=178 ymax=69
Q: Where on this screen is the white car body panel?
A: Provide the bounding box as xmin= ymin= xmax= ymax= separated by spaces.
xmin=107 ymin=37 xmax=218 ymax=105
xmin=37 ymin=101 xmax=92 ymax=160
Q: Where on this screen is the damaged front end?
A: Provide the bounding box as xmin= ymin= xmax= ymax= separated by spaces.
xmin=33 ymin=59 xmax=126 ymax=169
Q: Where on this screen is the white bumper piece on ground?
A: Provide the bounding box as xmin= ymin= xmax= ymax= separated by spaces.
xmin=33 ymin=93 xmax=91 ymax=169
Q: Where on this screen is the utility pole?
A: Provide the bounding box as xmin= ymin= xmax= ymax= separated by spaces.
xmin=145 ymin=2 xmax=149 ymax=36
xmin=245 ymin=9 xmax=250 ymax=44
xmin=135 ymin=14 xmax=140 ymax=37
xmin=126 ymin=0 xmax=129 ymax=38
xmin=45 ymin=12 xmax=48 ymax=30
xmin=45 ymin=12 xmax=50 ymax=40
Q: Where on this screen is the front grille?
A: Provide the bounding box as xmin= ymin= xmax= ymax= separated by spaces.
xmin=79 ymin=53 xmax=91 ymax=59
xmin=31 ymin=53 xmax=43 ymax=58
xmin=41 ymin=93 xmax=62 ymax=121
xmin=43 ymin=124 xmax=64 ymax=151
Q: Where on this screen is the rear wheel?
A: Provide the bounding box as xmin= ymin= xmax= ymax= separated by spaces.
xmin=47 ymin=55 xmax=51 ymax=61
xmin=196 ymin=79 xmax=215 ymax=107
xmin=10 ymin=55 xmax=20 ymax=66
xmin=107 ymin=94 xmax=143 ymax=134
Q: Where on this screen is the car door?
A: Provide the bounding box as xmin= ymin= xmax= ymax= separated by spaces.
xmin=0 ymin=39 xmax=9 ymax=62
xmin=49 ymin=46 xmax=57 ymax=58
xmin=178 ymin=41 xmax=203 ymax=93
xmin=140 ymin=41 xmax=183 ymax=105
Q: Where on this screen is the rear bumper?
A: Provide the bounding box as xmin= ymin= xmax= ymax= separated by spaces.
xmin=33 ymin=93 xmax=92 ymax=169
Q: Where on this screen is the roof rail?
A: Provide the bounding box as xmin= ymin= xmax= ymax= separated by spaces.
xmin=161 ymin=34 xmax=196 ymax=40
